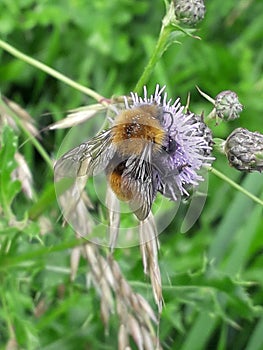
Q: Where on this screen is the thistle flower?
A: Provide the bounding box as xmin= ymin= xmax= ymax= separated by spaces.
xmin=215 ymin=90 xmax=243 ymax=121
xmin=186 ymin=112 xmax=214 ymax=157
xmin=126 ymin=85 xmax=214 ymax=202
xmin=224 ymin=128 xmax=263 ymax=172
xmin=174 ymin=0 xmax=206 ymax=26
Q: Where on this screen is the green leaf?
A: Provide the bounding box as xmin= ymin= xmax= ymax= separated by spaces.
xmin=166 ymin=264 xmax=261 ymax=324
xmin=0 ymin=125 xmax=21 ymax=217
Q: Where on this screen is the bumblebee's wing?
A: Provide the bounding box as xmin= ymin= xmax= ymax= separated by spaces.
xmin=122 ymin=145 xmax=159 ymax=221
xmin=158 ymin=179 xmax=181 ymax=201
xmin=156 ymin=157 xmax=182 ymax=201
xmin=54 ymin=129 xmax=116 ymax=238
xmin=54 ymin=128 xmax=115 ymax=179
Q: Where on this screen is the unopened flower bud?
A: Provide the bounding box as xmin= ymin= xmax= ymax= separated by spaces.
xmin=224 ymin=128 xmax=263 ymax=172
xmin=215 ymin=90 xmax=243 ymax=121
xmin=174 ymin=0 xmax=206 ymax=26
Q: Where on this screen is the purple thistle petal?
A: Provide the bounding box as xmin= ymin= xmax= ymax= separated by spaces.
xmin=125 ymin=85 xmax=214 ymax=200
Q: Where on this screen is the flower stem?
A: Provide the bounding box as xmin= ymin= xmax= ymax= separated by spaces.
xmin=208 ymin=166 xmax=263 ymax=206
xmin=134 ymin=25 xmax=171 ymax=93
xmin=0 ymin=39 xmax=105 ymax=103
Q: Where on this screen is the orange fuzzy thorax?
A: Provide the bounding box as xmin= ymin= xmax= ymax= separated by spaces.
xmin=112 ymin=104 xmax=165 ymax=156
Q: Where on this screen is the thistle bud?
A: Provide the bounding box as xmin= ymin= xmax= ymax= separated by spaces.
xmin=174 ymin=0 xmax=206 ymax=26
xmin=224 ymin=128 xmax=263 ymax=172
xmin=187 ymin=112 xmax=214 ymax=156
xmin=215 ymin=90 xmax=243 ymax=121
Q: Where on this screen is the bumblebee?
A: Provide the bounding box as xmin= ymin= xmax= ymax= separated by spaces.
xmin=55 ymin=104 xmax=178 ymax=220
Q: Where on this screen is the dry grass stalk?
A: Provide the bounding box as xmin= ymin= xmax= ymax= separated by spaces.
xmin=0 ymin=97 xmax=38 ymax=201
xmin=61 ymin=157 xmax=163 ymax=348
xmin=47 ymin=104 xmax=106 ymax=130
xmin=12 ymin=152 xmax=34 ymax=200
xmin=76 ymin=243 xmax=162 ymax=350
xmin=38 ymin=216 xmax=53 ymax=235
xmin=105 ymin=187 xmax=120 ymax=250
xmin=5 ymin=324 xmax=18 ymax=350
xmin=6 ymin=338 xmax=18 ymax=350
xmin=56 ymin=175 xmax=94 ymax=238
xmin=70 ymin=246 xmax=81 ymax=281
xmin=139 ymin=213 xmax=163 ymax=313
xmin=34 ymin=298 xmax=46 ymax=318
xmin=118 ymin=324 xmax=129 ymax=349
xmin=0 ymin=96 xmax=39 ymax=137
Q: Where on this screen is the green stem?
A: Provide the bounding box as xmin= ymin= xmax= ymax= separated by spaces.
xmin=28 ymin=178 xmax=75 ymax=219
xmin=28 ymin=182 xmax=56 ymax=219
xmin=208 ymin=166 xmax=263 ymax=206
xmin=0 ymin=290 xmax=16 ymax=341
xmin=0 ymin=39 xmax=105 ymax=103
xmin=0 ymin=237 xmax=88 ymax=269
xmin=134 ymin=25 xmax=172 ymax=93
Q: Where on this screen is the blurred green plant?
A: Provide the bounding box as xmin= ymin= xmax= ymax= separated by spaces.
xmin=0 ymin=0 xmax=263 ymax=349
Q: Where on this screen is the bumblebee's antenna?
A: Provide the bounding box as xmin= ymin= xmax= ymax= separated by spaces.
xmin=164 ymin=110 xmax=174 ymax=130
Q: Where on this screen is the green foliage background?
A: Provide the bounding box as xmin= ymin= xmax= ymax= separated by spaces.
xmin=0 ymin=0 xmax=263 ymax=349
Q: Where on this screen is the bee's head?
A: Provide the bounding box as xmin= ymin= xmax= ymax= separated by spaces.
xmin=162 ymin=135 xmax=178 ymax=155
